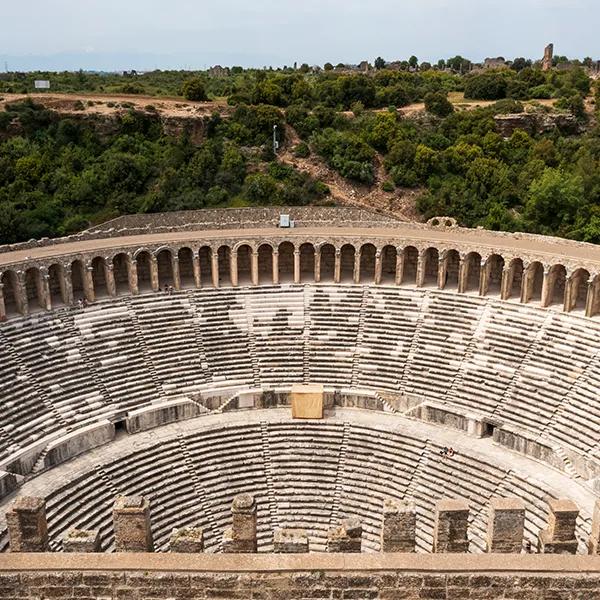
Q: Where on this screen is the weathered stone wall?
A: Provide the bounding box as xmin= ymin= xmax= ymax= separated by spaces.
xmin=1 ymin=554 xmax=600 ymax=599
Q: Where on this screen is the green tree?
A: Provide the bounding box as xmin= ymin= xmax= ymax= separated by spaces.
xmin=511 ymin=57 xmax=531 ymax=72
xmin=374 ymin=57 xmax=386 ymax=70
xmin=524 ymin=168 xmax=585 ymax=234
xmin=182 ymin=77 xmax=207 ymax=101
xmin=424 ymin=92 xmax=454 ymax=118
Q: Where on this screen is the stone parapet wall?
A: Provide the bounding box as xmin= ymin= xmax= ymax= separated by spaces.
xmin=0 ymin=207 xmax=402 ymax=255
xmin=1 ymin=554 xmax=599 ymax=599
xmin=3 ymin=206 xmax=600 ymax=260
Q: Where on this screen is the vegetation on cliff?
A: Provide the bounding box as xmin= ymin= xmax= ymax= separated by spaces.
xmin=0 ymin=64 xmax=599 ymax=244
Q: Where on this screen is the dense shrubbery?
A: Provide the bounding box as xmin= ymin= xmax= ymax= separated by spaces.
xmin=1 ymin=61 xmax=599 ymax=245
xmin=0 ymin=101 xmax=327 ymax=243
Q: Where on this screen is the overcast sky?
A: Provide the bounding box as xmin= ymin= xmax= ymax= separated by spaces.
xmin=1 ymin=0 xmax=598 ymax=71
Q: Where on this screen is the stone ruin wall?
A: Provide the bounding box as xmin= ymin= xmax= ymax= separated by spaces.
xmin=2 ymin=492 xmax=600 ymax=598
xmin=3 ymin=206 xmax=600 ymax=260
xmin=2 ymin=556 xmax=600 ymax=599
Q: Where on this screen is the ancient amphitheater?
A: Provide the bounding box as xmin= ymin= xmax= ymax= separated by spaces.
xmin=1 ymin=207 xmax=600 ymax=599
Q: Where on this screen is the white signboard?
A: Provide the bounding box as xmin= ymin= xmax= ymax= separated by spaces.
xmin=34 ymin=80 xmax=50 ymax=89
xmin=279 ymin=214 xmax=290 ymax=228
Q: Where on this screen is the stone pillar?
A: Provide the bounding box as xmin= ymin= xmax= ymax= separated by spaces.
xmin=585 ymin=278 xmax=597 ymax=318
xmin=416 ymin=250 xmax=426 ymax=288
xmin=170 ymin=527 xmax=204 ymax=553
xmin=327 ymin=518 xmax=362 ymax=553
xmin=437 ymin=254 xmax=447 ymax=289
xmin=63 ymin=528 xmax=101 ymax=552
xmin=588 ymin=499 xmax=600 ymax=555
xmin=16 ymin=272 xmax=29 ymax=316
xmin=374 ymin=251 xmax=383 ymax=285
xmin=192 ymin=254 xmax=202 ymax=289
xmin=223 ymin=493 xmax=257 ymax=553
xmin=39 ymin=270 xmax=52 ymax=310
xmin=353 ymin=250 xmax=361 ymax=284
xmin=6 ymin=497 xmax=49 ymax=552
xmin=395 ymin=249 xmax=404 ymax=285
xmin=274 ymin=528 xmax=309 ymax=553
xmin=539 ymin=499 xmax=579 ymax=554
xmin=0 ymin=284 xmax=5 ymax=321
xmin=486 ymin=498 xmax=525 ymax=553
xmin=150 ymin=255 xmax=160 ymax=292
xmin=543 ymin=43 xmax=554 ymax=72
xmin=272 ymin=251 xmax=279 ymax=285
xmin=500 ymin=266 xmax=511 ymax=300
xmin=480 ymin=259 xmax=492 ymax=297
xmin=63 ymin=270 xmax=74 ymax=305
xmin=105 ymin=264 xmax=117 ymax=297
xmin=113 ymin=496 xmax=154 ymax=552
xmin=211 ymin=251 xmax=219 ymax=288
xmin=251 ymin=251 xmax=259 ymax=286
xmin=433 ymin=499 xmax=469 ymax=553
xmin=129 ymin=260 xmax=139 ymax=295
xmin=172 ymin=256 xmax=181 ymax=290
xmin=230 ymin=251 xmax=239 ymax=287
xmin=457 ymin=256 xmax=468 ymax=294
xmin=381 ymin=498 xmax=416 ymax=552
xmin=314 ymin=248 xmax=322 ymax=283
xmin=293 ymin=250 xmax=301 ymax=284
xmin=540 ymin=268 xmax=552 ymax=308
xmin=84 ymin=266 xmax=95 ymax=303
xmin=334 ymin=249 xmax=342 ymax=284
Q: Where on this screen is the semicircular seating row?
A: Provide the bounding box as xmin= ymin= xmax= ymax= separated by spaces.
xmin=1 ymin=285 xmax=600 ymax=465
xmin=0 ymin=420 xmax=592 ymax=553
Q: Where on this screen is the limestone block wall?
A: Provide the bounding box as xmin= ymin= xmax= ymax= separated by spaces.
xmin=1 ymin=554 xmax=600 ymax=599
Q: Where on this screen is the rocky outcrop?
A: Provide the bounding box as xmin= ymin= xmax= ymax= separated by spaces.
xmin=494 ymin=111 xmax=580 ymax=137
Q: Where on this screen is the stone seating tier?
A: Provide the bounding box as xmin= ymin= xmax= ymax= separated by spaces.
xmin=1 ymin=285 xmax=600 ymax=473
xmin=0 ymin=417 xmax=594 ymax=554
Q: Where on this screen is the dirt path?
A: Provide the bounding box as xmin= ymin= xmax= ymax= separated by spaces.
xmin=0 ymin=92 xmax=229 ymax=118
xmin=279 ymin=125 xmax=423 ymax=222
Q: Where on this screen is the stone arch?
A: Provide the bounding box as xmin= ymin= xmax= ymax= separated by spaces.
xmin=359 ymin=244 xmax=376 ymax=283
xmin=340 ymin=244 xmax=355 ymax=283
xmin=178 ymin=247 xmax=195 ymax=289
xmin=112 ymin=253 xmax=131 ymax=296
xmin=524 ymin=261 xmax=544 ymax=304
xmin=278 ymin=242 xmax=295 ymax=283
xmin=71 ymin=259 xmax=86 ymax=300
xmin=24 ymin=267 xmax=44 ymax=311
xmin=568 ymin=268 xmax=590 ymax=313
xmin=48 ymin=263 xmax=67 ymax=307
xmin=135 ymin=251 xmax=153 ymax=292
xmin=507 ymin=258 xmax=524 ymax=300
xmin=547 ymin=264 xmax=567 ymax=308
xmin=156 ymin=249 xmax=174 ymax=288
xmin=464 ymin=252 xmax=482 ymax=293
xmin=443 ymin=250 xmax=460 ymax=290
xmin=401 ymin=246 xmax=418 ymax=285
xmin=1 ymin=270 xmax=21 ymax=316
xmin=258 ymin=244 xmax=274 ymax=284
xmin=217 ymin=246 xmax=232 ymax=287
xmin=422 ymin=247 xmax=439 ymax=287
xmin=198 ymin=246 xmax=212 ymax=287
xmin=319 ymin=244 xmax=336 ymax=282
xmin=237 ymin=244 xmax=253 ymax=285
xmin=380 ymin=246 xmax=397 ymax=284
xmin=91 ymin=257 xmax=108 ymax=298
xmin=300 ymin=243 xmax=316 ymax=283
xmin=486 ymin=254 xmax=505 ymax=296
